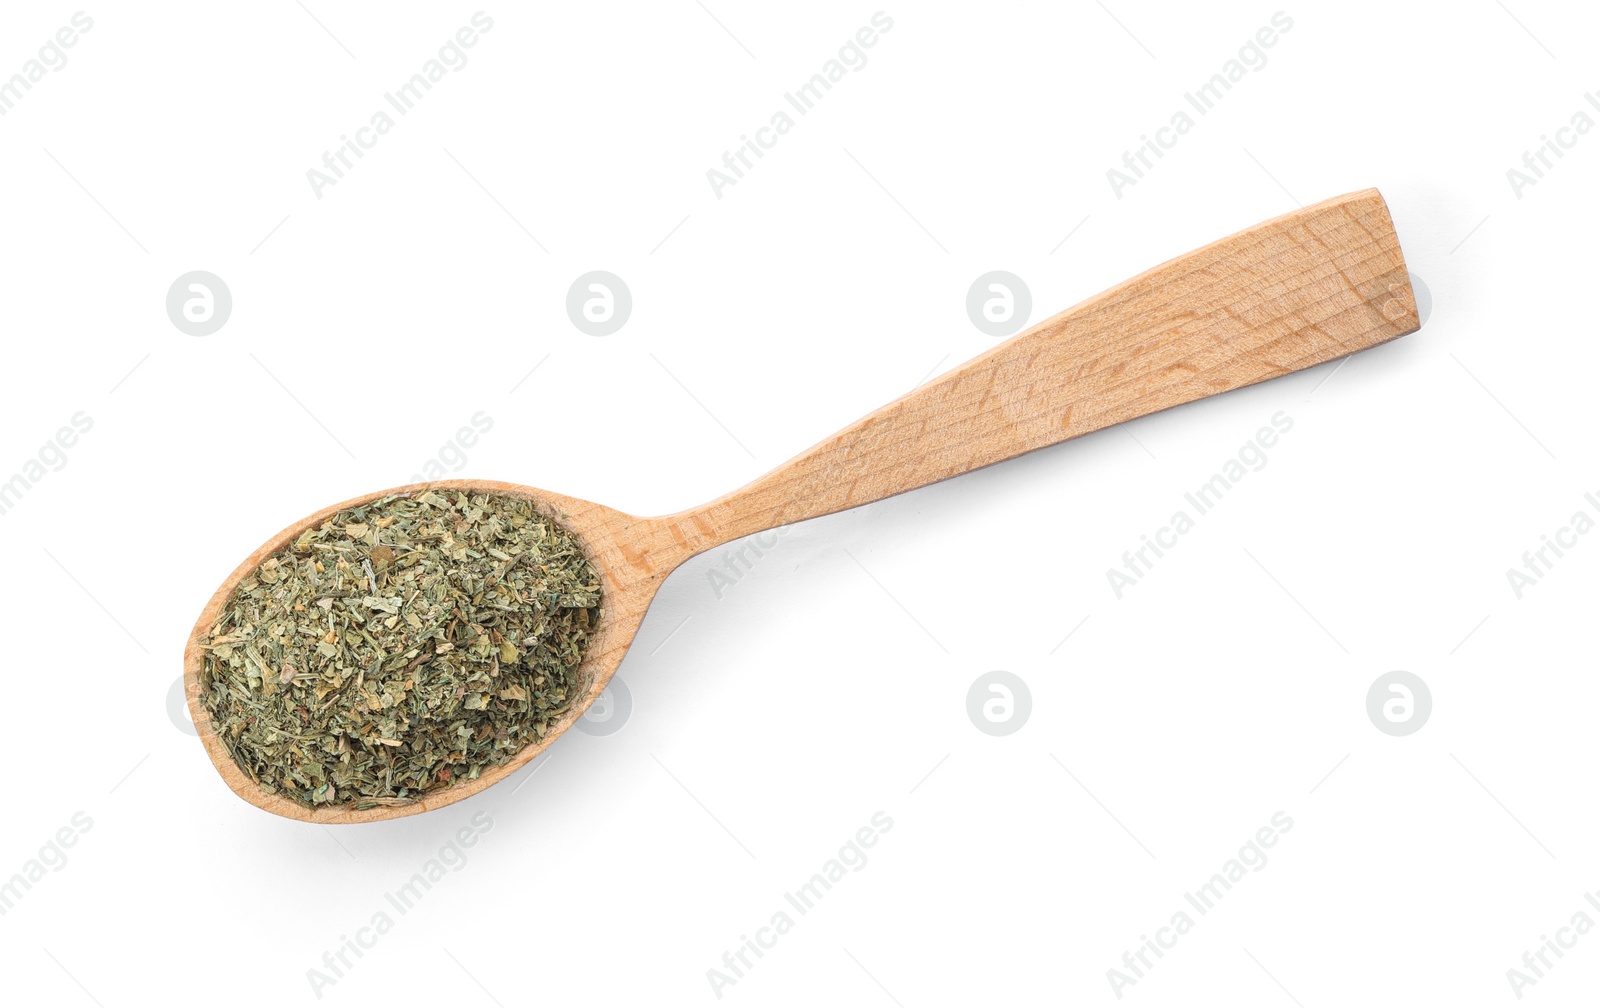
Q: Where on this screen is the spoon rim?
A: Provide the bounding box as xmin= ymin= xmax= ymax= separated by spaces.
xmin=184 ymin=479 xmax=651 ymax=825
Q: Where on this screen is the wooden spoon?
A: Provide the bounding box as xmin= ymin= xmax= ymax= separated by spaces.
xmin=186 ymin=188 xmax=1420 ymax=823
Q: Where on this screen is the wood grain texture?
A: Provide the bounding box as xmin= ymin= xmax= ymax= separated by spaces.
xmin=185 ymin=188 xmax=1418 ymax=823
xmin=659 ymin=188 xmax=1418 ymax=559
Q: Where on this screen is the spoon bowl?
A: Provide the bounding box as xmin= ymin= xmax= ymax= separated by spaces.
xmin=186 ymin=189 xmax=1422 ymax=823
xmin=185 ymin=479 xmax=688 ymax=823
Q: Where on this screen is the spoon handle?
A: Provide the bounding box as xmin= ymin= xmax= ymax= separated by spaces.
xmin=674 ymin=189 xmax=1418 ymax=554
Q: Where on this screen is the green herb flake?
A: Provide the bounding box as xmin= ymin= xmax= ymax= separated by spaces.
xmin=200 ymin=490 xmax=601 ymax=808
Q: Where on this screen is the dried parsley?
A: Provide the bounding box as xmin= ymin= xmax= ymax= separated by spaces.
xmin=200 ymin=490 xmax=601 ymax=809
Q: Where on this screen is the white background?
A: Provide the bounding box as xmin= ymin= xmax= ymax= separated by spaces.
xmin=0 ymin=1 xmax=1595 ymax=1005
